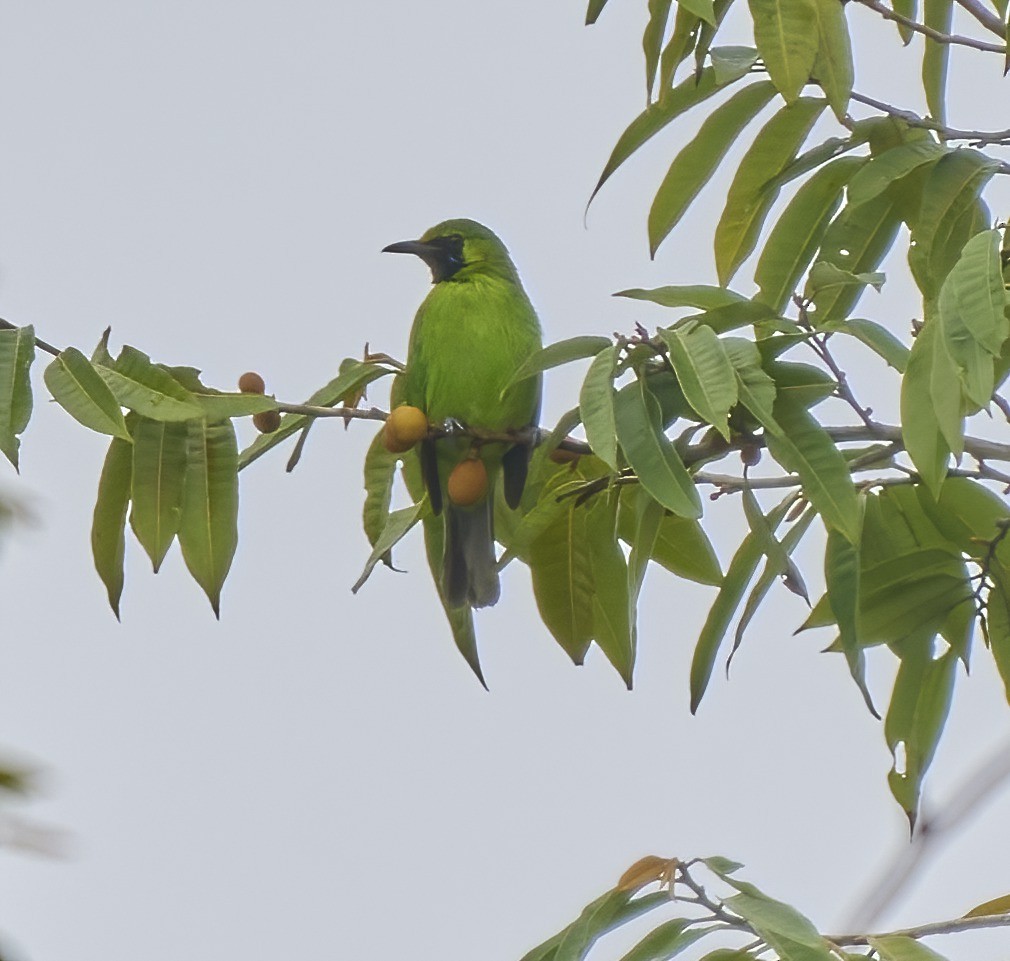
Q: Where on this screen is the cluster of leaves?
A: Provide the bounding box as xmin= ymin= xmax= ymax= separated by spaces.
xmin=521 ymin=854 xmax=1010 ymax=961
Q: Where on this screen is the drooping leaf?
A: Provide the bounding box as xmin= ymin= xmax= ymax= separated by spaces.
xmin=725 ymin=338 xmax=778 ymax=426
xmin=585 ymin=0 xmax=611 ymax=24
xmin=589 ymin=492 xmax=636 ymax=685
xmin=660 ymin=324 xmax=737 ymax=439
xmin=762 ymin=132 xmax=867 ymax=192
xmin=44 ymin=347 xmax=131 ymax=441
xmin=505 ymin=336 xmax=614 ymax=395
xmin=614 ymin=378 xmax=702 ymax=518
xmin=870 ymin=935 xmax=950 ymax=961
xmin=91 ymin=434 xmax=134 ymax=618
xmin=810 ymin=0 xmax=853 ymax=119
xmin=692 ymin=0 xmax=735 ymax=80
xmin=0 ymin=324 xmax=36 ymax=470
xmin=755 ymin=156 xmax=864 ymax=313
xmin=891 ymin=0 xmax=918 ymax=42
xmin=846 ymin=141 xmax=945 ymax=208
xmin=922 ymin=0 xmax=953 ymax=125
xmin=741 ymin=487 xmax=809 ymax=601
xmin=178 ymin=418 xmax=240 ymax=616
xmin=618 ymin=920 xmax=710 ymax=961
xmin=129 ymin=418 xmax=188 ymax=572
xmin=714 ymin=98 xmax=826 ymax=284
xmin=649 ymin=82 xmax=777 ymax=256
xmin=644 ymin=0 xmax=675 ymax=100
xmin=725 ymin=881 xmax=836 ymax=961
xmin=554 ymin=889 xmax=669 ymax=961
xmin=362 ymin=427 xmax=399 ymax=549
xmin=820 ymin=318 xmax=910 ymax=372
xmin=580 ymin=346 xmax=620 ymax=471
xmin=748 ymin=0 xmax=819 ymax=102
xmin=615 ymin=286 xmax=747 ymax=310
xmin=660 ymin=8 xmax=702 ymax=89
xmin=590 ymin=62 xmax=758 ymax=205
xmin=96 ymin=346 xmax=203 ymax=422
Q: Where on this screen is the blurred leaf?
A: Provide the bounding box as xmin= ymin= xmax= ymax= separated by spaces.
xmin=660 ymin=324 xmax=737 ymax=439
xmin=680 ymin=0 xmax=718 ymax=25
xmin=691 ymin=496 xmax=793 ymax=712
xmin=590 ymin=63 xmax=757 ymax=205
xmin=922 ymin=0 xmax=953 ymax=124
xmin=178 ymin=418 xmax=240 ymax=617
xmin=755 ymin=156 xmax=863 ymax=313
xmin=97 ymin=346 xmax=203 ymax=422
xmin=649 ymin=82 xmax=777 ymax=256
xmin=680 ymin=300 xmax=781 ymax=334
xmin=964 ymin=893 xmax=1010 ymax=918
xmin=239 ymin=361 xmax=391 ymax=469
xmin=644 ymin=0 xmax=675 ymax=100
xmin=725 ymin=880 xmax=836 ymax=961
xmin=846 ymin=141 xmax=944 ymax=208
xmin=885 ymin=644 xmax=958 ymax=827
xmin=44 ymin=347 xmax=131 ymax=441
xmin=715 ymin=98 xmax=826 ymax=284
xmin=810 ymin=191 xmax=903 ymax=325
xmin=505 ymin=336 xmax=614 ymax=395
xmin=765 ymin=396 xmax=862 ymax=543
xmin=163 ymin=365 xmax=278 ymax=420
xmin=129 ymin=418 xmax=188 ymax=572
xmin=553 ymin=889 xmax=671 ymax=961
xmin=870 ymin=935 xmax=950 ymax=961
xmin=618 ymin=919 xmax=710 ymax=961
xmin=615 ymin=286 xmax=747 ymax=310
xmin=820 ymin=318 xmax=909 ymax=372
xmin=580 ymin=346 xmax=620 ymax=471
xmin=748 ymin=0 xmax=819 ymax=101
xmin=0 ymin=324 xmax=36 ymax=470
xmin=614 ymin=378 xmax=702 ymax=518
xmin=810 ymin=0 xmax=853 ymax=119
xmin=901 ymin=318 xmax=959 ymax=496
xmin=91 ymin=434 xmax=134 ymax=618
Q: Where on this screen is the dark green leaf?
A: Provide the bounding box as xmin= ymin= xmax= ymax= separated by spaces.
xmin=178 ymin=418 xmax=240 ymax=616
xmin=363 ymin=427 xmax=399 ymax=549
xmin=580 ymin=346 xmax=620 ymax=471
xmin=644 ymin=0 xmax=675 ymax=99
xmin=351 ymin=500 xmax=427 ymax=596
xmin=129 ymin=418 xmax=188 ymax=572
xmin=846 ymin=141 xmax=945 ymax=208
xmin=748 ymin=0 xmax=819 ymax=101
xmin=91 ymin=434 xmax=133 ymax=618
xmin=589 ymin=492 xmax=636 ymax=685
xmin=649 ymin=82 xmax=777 ymax=256
xmin=660 ymin=324 xmax=738 ymax=439
xmin=44 ymin=347 xmax=131 ymax=441
xmin=892 ymin=0 xmax=918 ymax=42
xmin=585 ymin=0 xmax=611 ymax=23
xmin=715 ymin=98 xmax=826 ymax=284
xmin=0 ymin=324 xmax=36 ymax=470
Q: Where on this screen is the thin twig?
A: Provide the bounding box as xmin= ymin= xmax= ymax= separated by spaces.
xmin=952 ymin=0 xmax=1008 ymax=39
xmin=851 ymin=0 xmax=1007 ymax=52
xmin=829 ymin=911 xmax=1010 ymax=946
xmin=848 ymin=91 xmax=1010 ymax=149
xmin=0 ymin=319 xmax=62 ymax=357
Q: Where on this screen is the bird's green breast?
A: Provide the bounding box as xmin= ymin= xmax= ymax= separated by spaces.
xmin=404 ymin=274 xmax=542 ymax=431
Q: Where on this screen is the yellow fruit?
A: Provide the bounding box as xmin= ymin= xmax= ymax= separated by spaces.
xmin=383 ymin=405 xmax=428 ymax=452
xmin=238 ymin=371 xmax=266 ymax=394
xmin=448 ymin=458 xmax=488 ymax=507
xmin=253 ymin=409 xmax=281 ymax=433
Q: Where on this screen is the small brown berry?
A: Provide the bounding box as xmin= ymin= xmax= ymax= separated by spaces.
xmin=238 ymin=371 xmax=266 ymax=394
xmin=447 ymin=458 xmax=488 ymax=507
xmin=253 ymin=409 xmax=281 ymax=433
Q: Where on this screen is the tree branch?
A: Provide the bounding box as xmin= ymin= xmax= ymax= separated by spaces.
xmin=851 ymin=0 xmax=1007 ymax=52
xmin=952 ymin=0 xmax=1008 ymax=39
xmin=848 ymin=91 xmax=1010 ymax=149
xmin=828 ymin=911 xmax=1010 ymax=946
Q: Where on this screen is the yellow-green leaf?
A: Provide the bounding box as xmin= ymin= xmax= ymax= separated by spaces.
xmin=44 ymin=347 xmax=131 ymax=441
xmin=748 ymin=0 xmax=819 ymax=102
xmin=129 ymin=418 xmax=188 ymax=572
xmin=91 ymin=434 xmax=133 ymax=619
xmin=0 ymin=324 xmax=36 ymax=470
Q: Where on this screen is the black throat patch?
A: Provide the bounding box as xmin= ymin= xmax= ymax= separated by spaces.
xmin=425 ymin=234 xmax=465 ymax=283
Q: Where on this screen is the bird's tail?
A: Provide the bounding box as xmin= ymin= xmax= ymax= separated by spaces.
xmin=443 ymin=497 xmax=500 ymax=609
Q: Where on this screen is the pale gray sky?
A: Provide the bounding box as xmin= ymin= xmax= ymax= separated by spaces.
xmin=0 ymin=2 xmax=1008 ymax=960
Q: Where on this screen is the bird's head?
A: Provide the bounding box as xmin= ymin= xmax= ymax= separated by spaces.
xmin=382 ymin=218 xmax=518 ymax=284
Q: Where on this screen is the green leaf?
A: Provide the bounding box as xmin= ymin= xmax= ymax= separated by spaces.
xmin=178 ymin=418 xmax=240 ymax=617
xmin=660 ymin=324 xmax=737 ymax=439
xmin=805 ymin=262 xmax=885 ymax=303
xmin=764 ymin=396 xmax=862 ymax=543
xmin=870 ymin=935 xmax=950 ymax=961
xmin=129 ymin=418 xmax=188 ymax=572
xmin=846 ymin=141 xmax=945 ymax=208
xmin=762 ymin=133 xmax=867 ymax=193
xmin=748 ymin=0 xmax=819 ymax=102
xmin=555 ymin=889 xmax=668 ymax=961
xmin=892 ymin=0 xmax=918 ymax=42
xmin=615 ymin=286 xmax=747 ymax=310
xmin=755 ymin=156 xmax=864 ymax=313
xmin=589 ymin=492 xmax=636 ymax=686
xmin=0 ymin=324 xmax=36 ymax=470
xmin=742 ymin=487 xmax=809 ymax=601
xmin=691 ymin=496 xmax=794 ymax=711
xmin=709 ymin=45 xmax=760 ymax=83
xmin=239 ymin=361 xmax=391 ymax=469
xmin=627 ymin=490 xmax=665 ymax=624
xmin=820 ymin=318 xmax=909 ymax=372
xmin=644 ymin=0 xmax=675 ymax=100
xmin=810 ymin=0 xmax=853 ymax=119
xmin=95 ymin=346 xmax=203 ymax=422
xmin=351 ymin=500 xmax=427 ymax=596
xmin=362 ymin=427 xmax=398 ymax=549
xmin=725 ymin=881 xmax=836 ymax=961
xmin=91 ymin=434 xmax=134 ymax=618
xmin=580 ymin=346 xmax=621 ymax=471
xmin=505 ymin=336 xmax=614 ymax=396
xmin=922 ymin=0 xmax=953 ymax=124
xmin=649 ymin=82 xmax=777 ymax=256
xmin=680 ymin=300 xmax=780 ymax=334
xmin=715 ymin=98 xmax=826 ymax=285
xmin=618 ymin=919 xmax=710 ymax=961
xmin=680 ymin=0 xmax=718 ymax=25
xmin=901 ymin=318 xmax=959 ymax=496
xmin=44 ymin=347 xmax=131 ymax=441
xmin=885 ymin=645 xmax=958 ymax=826
xmin=660 ymin=8 xmax=702 ymax=89
xmin=614 ymin=378 xmax=702 ymax=518
xmin=725 ymin=338 xmax=778 ymax=426
xmin=590 ymin=63 xmax=757 ymax=205
xmin=585 ymin=0 xmax=610 ymax=23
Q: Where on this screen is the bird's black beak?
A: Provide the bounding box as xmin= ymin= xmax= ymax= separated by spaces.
xmin=382 ymin=236 xmax=466 ymax=283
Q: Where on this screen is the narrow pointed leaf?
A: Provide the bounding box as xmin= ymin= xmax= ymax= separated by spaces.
xmin=44 ymin=347 xmax=131 ymax=441
xmin=615 ymin=286 xmax=747 ymax=310
xmin=870 ymin=935 xmax=950 ymax=961
xmin=589 ymin=493 xmax=636 ymax=686
xmin=91 ymin=435 xmax=133 ymax=618
xmin=96 ymin=346 xmax=203 ymax=422
xmin=505 ymin=336 xmax=614 ymax=395
xmin=715 ymin=98 xmax=826 ymax=284
xmin=618 ymin=919 xmax=710 ymax=961
xmin=129 ymin=418 xmax=188 ymax=572
xmin=644 ymin=0 xmax=675 ymax=99
xmin=660 ymin=324 xmax=737 ymax=439
xmin=964 ymin=894 xmax=1010 ymax=919
xmin=660 ymin=8 xmax=702 ymax=88
xmin=846 ymin=141 xmax=945 ymax=208
xmin=586 ymin=0 xmax=610 ymax=24
xmin=580 ymin=346 xmax=620 ymax=471
xmin=351 ymin=500 xmax=427 ymax=595
xmin=749 ymin=0 xmax=819 ymax=102
xmin=922 ymin=0 xmax=953 ymax=124
xmin=892 ymin=0 xmax=918 ymax=42
xmin=649 ymin=82 xmax=777 ymax=255
xmin=811 ymin=0 xmax=853 ymax=119
xmin=725 ymin=881 xmax=836 ymax=961
xmin=178 ymin=419 xmax=240 ymax=616
xmin=0 ymin=324 xmax=36 ymax=470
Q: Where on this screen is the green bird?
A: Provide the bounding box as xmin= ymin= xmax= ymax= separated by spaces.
xmin=384 ymin=219 xmax=543 ymax=609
